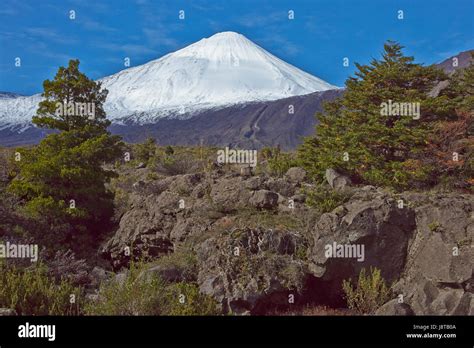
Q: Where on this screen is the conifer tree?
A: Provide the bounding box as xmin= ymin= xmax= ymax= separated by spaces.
xmin=298 ymin=41 xmax=447 ymax=190
xmin=33 ymin=59 xmax=110 ymax=133
xmin=441 ymin=52 xmax=474 ymax=113
xmin=9 ymin=59 xmax=123 ymax=244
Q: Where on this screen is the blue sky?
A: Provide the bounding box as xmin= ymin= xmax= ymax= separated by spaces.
xmin=1 ymin=0 xmax=473 ymax=95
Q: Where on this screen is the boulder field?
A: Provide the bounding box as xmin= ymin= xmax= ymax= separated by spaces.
xmin=101 ymin=167 xmax=473 ymax=315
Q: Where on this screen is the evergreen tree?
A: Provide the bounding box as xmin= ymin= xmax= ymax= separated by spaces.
xmin=441 ymin=52 xmax=474 ymax=113
xmin=9 ymin=59 xmax=123 ymax=245
xmin=33 ymin=59 xmax=110 ymax=133
xmin=298 ymin=41 xmax=447 ymax=190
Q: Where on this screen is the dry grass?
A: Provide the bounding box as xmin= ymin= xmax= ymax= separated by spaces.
xmin=268 ymin=305 xmax=353 ymax=316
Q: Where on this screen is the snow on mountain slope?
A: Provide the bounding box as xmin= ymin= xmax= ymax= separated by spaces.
xmin=0 ymin=31 xmax=337 ymax=128
xmin=0 ymin=94 xmax=42 ymax=132
xmin=0 ymin=92 xmax=23 ymax=99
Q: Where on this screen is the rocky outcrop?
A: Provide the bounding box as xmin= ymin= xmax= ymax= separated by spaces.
xmin=102 ymin=167 xmax=473 ymax=315
xmin=195 ymin=227 xmax=306 ymax=314
xmin=307 ymin=186 xmax=416 ymax=304
xmin=390 ymin=192 xmax=474 ymax=315
xmin=102 ymin=171 xmax=306 ymax=269
xmin=307 ymin=186 xmax=473 ymax=314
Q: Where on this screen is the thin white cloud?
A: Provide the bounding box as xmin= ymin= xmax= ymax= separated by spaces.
xmin=26 ymin=41 xmax=75 ymax=61
xmin=79 ymin=19 xmax=117 ymax=33
xmin=142 ymin=28 xmax=179 ymax=49
xmin=133 ymin=0 xmax=186 ymax=52
xmin=24 ymin=27 xmax=77 ymax=45
xmin=99 ymin=42 xmax=158 ymax=56
xmin=0 ymin=0 xmax=33 ymax=15
xmin=67 ymin=0 xmax=110 ymax=14
xmin=234 ymin=11 xmax=285 ymax=28
xmin=257 ymin=34 xmax=300 ymax=57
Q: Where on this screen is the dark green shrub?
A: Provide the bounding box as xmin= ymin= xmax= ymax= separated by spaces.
xmin=165 ymin=282 xmax=219 ymax=316
xmin=262 ymin=147 xmax=298 ymax=177
xmin=304 ymin=184 xmax=351 ymax=213
xmin=133 ymin=137 xmax=157 ymax=164
xmin=0 ymin=263 xmax=83 ymax=315
xmin=165 ymin=145 xmax=174 ymax=156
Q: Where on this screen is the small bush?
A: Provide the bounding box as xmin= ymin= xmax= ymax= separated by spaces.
xmin=149 ymin=248 xmax=198 ymax=282
xmin=165 ymin=282 xmax=219 ymax=316
xmin=267 ymin=149 xmax=298 ymax=177
xmin=304 ymin=184 xmax=351 ymax=213
xmin=342 ymin=267 xmax=391 ymax=314
xmin=268 ymin=304 xmax=350 ymax=316
xmin=133 ymin=137 xmax=156 ymax=165
xmin=151 ymin=154 xmax=196 ymax=175
xmin=143 ymin=146 xmax=217 ymax=176
xmin=86 ymin=261 xmax=219 ymax=315
xmin=0 ymin=263 xmax=83 ymax=315
xmin=164 ymin=145 xmax=174 ymax=156
xmin=85 ymin=261 xmax=168 ymax=315
xmin=258 ymin=147 xmax=298 ymax=177
xmin=428 ymin=221 xmax=441 ymax=232
xmin=0 ymin=147 xmax=16 ymax=187
xmin=47 ymin=250 xmax=90 ymax=286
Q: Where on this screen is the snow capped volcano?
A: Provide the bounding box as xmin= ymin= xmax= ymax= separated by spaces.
xmin=0 ymin=31 xmax=336 ymax=128
xmin=101 ymin=31 xmax=335 ymax=122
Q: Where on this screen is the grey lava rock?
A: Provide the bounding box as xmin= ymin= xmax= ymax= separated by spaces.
xmin=249 ymin=190 xmax=279 ymax=209
xmin=375 ymin=299 xmax=415 ymax=315
xmin=139 ymin=264 xmax=185 ymax=283
xmin=325 ymin=168 xmax=352 ymax=190
xmin=196 ymin=228 xmax=306 ymax=314
xmin=285 ymin=167 xmax=307 ymax=184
